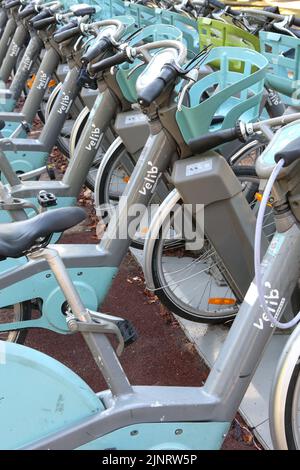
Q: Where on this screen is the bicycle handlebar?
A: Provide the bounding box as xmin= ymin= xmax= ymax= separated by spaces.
xmin=291 ymin=16 xmax=300 ymax=28
xmin=18 ymin=4 xmax=38 ymax=20
xmin=189 ymin=127 xmax=239 ymax=154
xmin=89 ymin=39 xmax=186 ymax=75
xmin=4 ymin=0 xmax=21 ymax=9
xmin=208 ymin=0 xmax=240 ymax=16
xmin=89 ymin=49 xmax=129 ymax=74
xmin=81 ymin=37 xmax=113 ymax=65
xmin=188 ymin=112 xmax=300 ymax=154
xmin=30 ymin=8 xmax=52 ymax=25
xmin=54 ymin=23 xmax=81 ymax=43
xmin=33 ymin=15 xmax=57 ymax=30
xmin=138 ymin=63 xmax=179 ymax=107
xmin=73 ymin=6 xmax=96 ymax=17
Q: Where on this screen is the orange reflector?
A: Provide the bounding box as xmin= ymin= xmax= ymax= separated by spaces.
xmin=26 ymin=75 xmax=56 ymax=90
xmin=208 ymin=298 xmax=236 ymax=306
xmin=27 ymin=74 xmax=36 ymax=89
xmin=255 ymin=192 xmax=272 ymax=207
xmin=140 ymin=227 xmax=149 ymax=235
xmin=123 ymin=176 xmax=130 ymax=183
xmin=48 ymin=79 xmax=57 ymax=88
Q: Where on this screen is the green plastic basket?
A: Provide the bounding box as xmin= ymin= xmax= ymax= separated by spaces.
xmin=176 ymin=47 xmax=268 ymax=144
xmin=259 ymin=31 xmax=300 ymax=104
xmin=116 ymin=24 xmax=183 ymax=104
xmin=157 ymin=8 xmax=199 ymax=54
xmin=198 ymin=18 xmax=260 ymax=72
xmin=124 ymin=1 xmax=158 ymax=27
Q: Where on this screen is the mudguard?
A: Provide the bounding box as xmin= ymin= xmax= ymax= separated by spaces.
xmin=0 ymin=341 xmax=102 ymax=449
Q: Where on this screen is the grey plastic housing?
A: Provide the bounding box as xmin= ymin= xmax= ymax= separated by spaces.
xmin=171 ymin=153 xmax=268 ymax=300
xmin=114 ymin=109 xmax=149 ymax=155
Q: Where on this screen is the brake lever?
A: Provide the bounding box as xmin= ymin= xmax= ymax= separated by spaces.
xmin=177 ymin=68 xmax=198 ymax=111
xmin=273 ymin=17 xmax=297 ymax=38
xmin=211 ymin=8 xmax=229 ymax=23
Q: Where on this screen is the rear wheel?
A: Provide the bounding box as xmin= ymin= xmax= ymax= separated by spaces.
xmin=0 ymin=301 xmax=32 ymax=343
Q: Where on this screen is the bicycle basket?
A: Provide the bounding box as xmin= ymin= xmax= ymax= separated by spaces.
xmin=158 ymin=9 xmax=199 ymax=54
xmin=176 ymin=47 xmax=268 ymax=144
xmin=124 ymin=1 xmax=158 ymax=27
xmin=259 ymin=31 xmax=300 ymax=104
xmin=116 ymin=25 xmax=183 ymax=104
xmin=198 ymin=18 xmax=260 ymax=72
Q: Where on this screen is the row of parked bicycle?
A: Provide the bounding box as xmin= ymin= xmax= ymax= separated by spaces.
xmin=0 ymin=0 xmax=300 ymax=450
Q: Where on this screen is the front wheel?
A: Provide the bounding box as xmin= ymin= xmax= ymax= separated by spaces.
xmin=149 ymin=169 xmax=274 ymax=324
xmin=96 ymin=142 xmax=170 ymax=249
xmin=283 ymin=362 xmax=300 ymax=449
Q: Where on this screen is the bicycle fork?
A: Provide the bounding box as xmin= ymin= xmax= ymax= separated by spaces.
xmin=0 ymin=22 xmax=28 ymax=83
xmin=0 ymin=34 xmax=44 ymax=111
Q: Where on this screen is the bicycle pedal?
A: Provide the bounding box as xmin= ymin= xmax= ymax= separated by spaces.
xmin=116 ymin=319 xmax=138 ymax=347
xmin=37 ymin=191 xmax=57 ymax=208
xmin=46 ymin=164 xmax=56 ymax=180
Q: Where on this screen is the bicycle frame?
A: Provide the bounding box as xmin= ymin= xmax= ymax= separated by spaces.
xmin=0 ymin=18 xmax=131 ymax=178
xmin=1 ymin=7 xmax=300 ymax=451
xmin=0 ymin=6 xmax=17 ymax=68
xmin=0 ymin=86 xmax=119 ymax=226
xmin=0 ymin=14 xmax=29 ymax=83
xmin=0 ymin=123 xmax=295 ymax=449
xmin=0 ymin=22 xmax=44 ymax=112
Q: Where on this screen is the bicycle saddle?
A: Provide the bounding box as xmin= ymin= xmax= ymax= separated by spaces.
xmin=0 ymin=207 xmax=86 ymax=259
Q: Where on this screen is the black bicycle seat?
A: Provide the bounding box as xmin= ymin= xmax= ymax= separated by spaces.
xmin=0 ymin=207 xmax=86 ymax=259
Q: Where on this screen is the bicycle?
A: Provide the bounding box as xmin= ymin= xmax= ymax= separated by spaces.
xmin=141 ymin=5 xmax=300 ymax=323
xmin=0 ymin=111 xmax=300 ymax=450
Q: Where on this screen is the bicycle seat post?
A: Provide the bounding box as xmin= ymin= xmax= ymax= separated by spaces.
xmin=28 ymin=247 xmax=89 ymax=323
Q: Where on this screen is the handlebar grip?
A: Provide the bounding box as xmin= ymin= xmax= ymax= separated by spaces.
xmin=81 ymin=38 xmax=112 ymax=65
xmin=54 ymin=24 xmax=81 ymax=44
xmin=263 ymin=6 xmax=280 ymax=14
xmin=208 ymin=0 xmax=226 ymax=9
xmin=209 ymin=0 xmax=240 ymax=16
xmin=291 ymin=16 xmax=300 ymax=28
xmin=138 ymin=78 xmax=165 ymax=107
xmin=4 ymin=0 xmax=21 ymax=9
xmin=73 ymin=7 xmax=96 ymax=17
xmin=290 ymin=27 xmax=300 ymax=39
xmin=54 ymin=21 xmax=77 ymax=34
xmin=89 ymin=50 xmax=129 ymax=74
xmin=33 ymin=16 xmax=56 ymax=30
xmin=188 ymin=128 xmax=239 ymax=154
xmin=18 ymin=5 xmax=37 ymax=19
xmin=138 ymin=64 xmax=179 ymax=107
xmin=29 ymin=9 xmax=52 ymax=25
